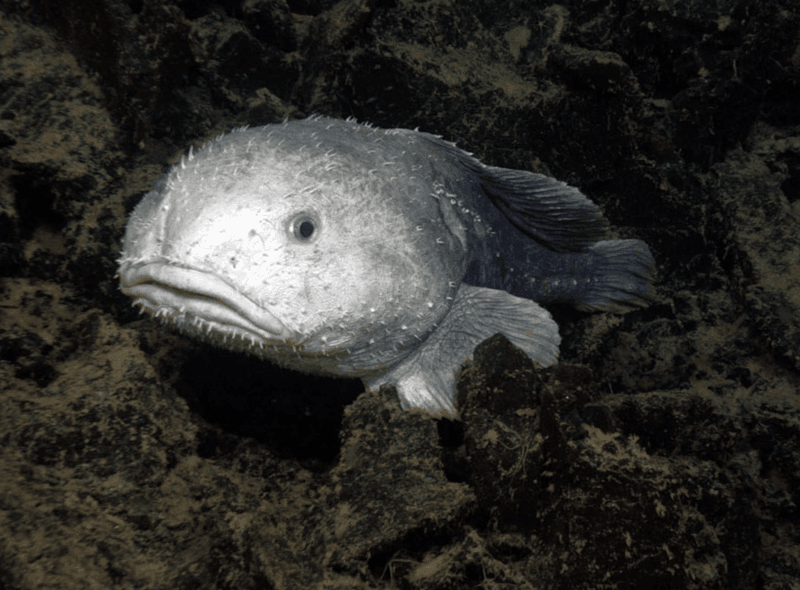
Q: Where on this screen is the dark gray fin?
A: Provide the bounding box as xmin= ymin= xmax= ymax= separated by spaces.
xmin=415 ymin=133 xmax=608 ymax=252
xmin=477 ymin=165 xmax=610 ymax=253
xmin=573 ymin=239 xmax=657 ymax=312
xmin=363 ymin=284 xmax=561 ymax=417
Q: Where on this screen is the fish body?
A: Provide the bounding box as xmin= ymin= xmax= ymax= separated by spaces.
xmin=118 ymin=116 xmax=655 ymax=416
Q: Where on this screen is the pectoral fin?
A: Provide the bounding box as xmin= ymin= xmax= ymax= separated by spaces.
xmin=364 ymin=284 xmax=561 ymax=417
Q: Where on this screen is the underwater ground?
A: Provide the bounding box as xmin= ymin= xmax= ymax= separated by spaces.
xmin=1 ymin=0 xmax=799 ymax=588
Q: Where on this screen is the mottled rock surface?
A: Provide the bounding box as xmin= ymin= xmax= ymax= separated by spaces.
xmin=1 ymin=0 xmax=799 ymax=588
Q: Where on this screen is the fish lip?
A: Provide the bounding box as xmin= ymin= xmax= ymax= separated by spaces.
xmin=119 ymin=261 xmax=290 ymax=340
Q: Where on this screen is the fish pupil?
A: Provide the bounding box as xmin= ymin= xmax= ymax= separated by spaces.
xmin=298 ymin=220 xmax=314 ymax=239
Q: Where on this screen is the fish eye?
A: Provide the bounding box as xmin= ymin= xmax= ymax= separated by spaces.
xmin=288 ymin=211 xmax=320 ymax=243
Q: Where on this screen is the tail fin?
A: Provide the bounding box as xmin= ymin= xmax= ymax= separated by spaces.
xmin=574 ymin=239 xmax=656 ymax=312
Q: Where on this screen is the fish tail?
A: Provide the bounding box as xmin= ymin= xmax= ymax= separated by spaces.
xmin=572 ymin=239 xmax=656 ymax=312
xmin=518 ymin=239 xmax=656 ymax=312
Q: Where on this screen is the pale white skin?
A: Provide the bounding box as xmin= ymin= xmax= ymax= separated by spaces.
xmin=120 ymin=119 xmax=479 ymax=413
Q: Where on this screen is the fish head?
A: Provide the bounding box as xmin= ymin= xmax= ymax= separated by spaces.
xmin=118 ymin=121 xmax=467 ymax=377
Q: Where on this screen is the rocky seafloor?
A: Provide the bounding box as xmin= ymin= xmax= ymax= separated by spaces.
xmin=1 ymin=0 xmax=799 ymax=588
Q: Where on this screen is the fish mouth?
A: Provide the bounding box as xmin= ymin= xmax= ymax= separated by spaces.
xmin=119 ymin=261 xmax=291 ymax=342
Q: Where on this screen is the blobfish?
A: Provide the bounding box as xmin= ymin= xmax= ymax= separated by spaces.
xmin=118 ymin=116 xmax=655 ymax=417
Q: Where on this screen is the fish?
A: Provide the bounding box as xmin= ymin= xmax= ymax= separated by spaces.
xmin=118 ymin=115 xmax=655 ymax=417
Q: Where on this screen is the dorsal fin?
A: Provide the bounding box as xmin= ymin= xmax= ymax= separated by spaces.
xmin=414 ymin=132 xmax=611 ymax=253
xmin=477 ymin=165 xmax=610 ymax=253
